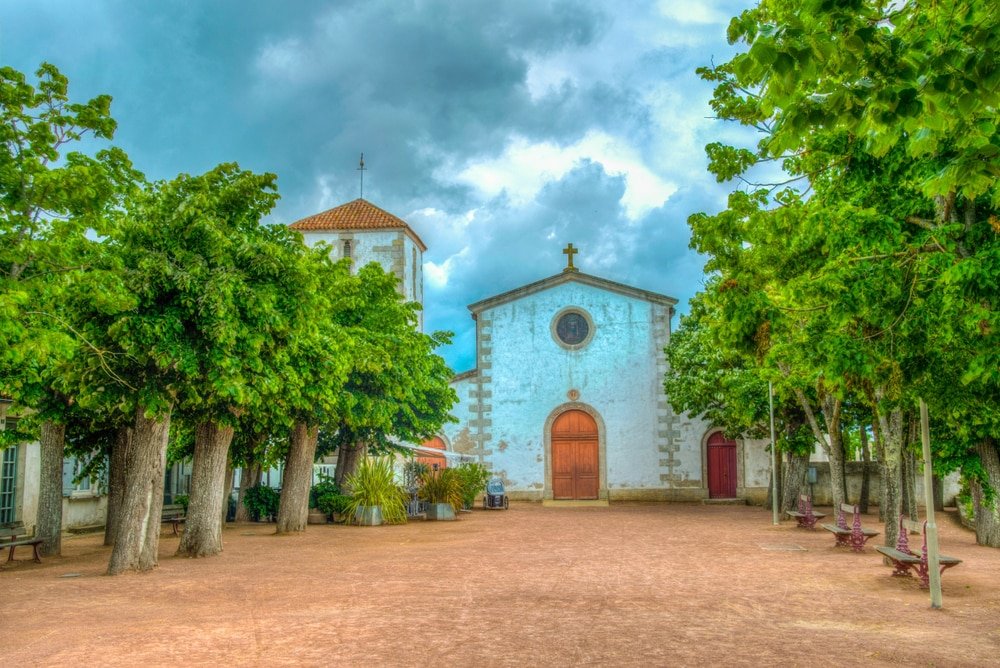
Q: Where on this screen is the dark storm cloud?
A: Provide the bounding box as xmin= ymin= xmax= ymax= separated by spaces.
xmin=1 ymin=0 xmax=756 ymax=370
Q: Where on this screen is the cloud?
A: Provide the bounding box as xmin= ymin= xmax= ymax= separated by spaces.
xmin=1 ymin=0 xmax=757 ymax=371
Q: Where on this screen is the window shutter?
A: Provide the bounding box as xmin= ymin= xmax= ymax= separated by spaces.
xmin=62 ymin=457 xmax=75 ymax=496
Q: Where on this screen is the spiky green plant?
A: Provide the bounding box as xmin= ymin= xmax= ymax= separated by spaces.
xmin=344 ymin=456 xmax=408 ymax=525
xmin=419 ymin=468 xmax=463 ymax=512
xmin=454 ymin=462 xmax=490 ymax=509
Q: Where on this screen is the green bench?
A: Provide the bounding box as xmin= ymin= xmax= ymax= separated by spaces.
xmin=0 ymin=521 xmax=44 ymax=565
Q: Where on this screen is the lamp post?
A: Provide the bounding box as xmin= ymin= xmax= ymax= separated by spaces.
xmin=919 ymin=398 xmax=943 ymax=608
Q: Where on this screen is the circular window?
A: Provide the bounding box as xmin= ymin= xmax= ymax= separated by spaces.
xmin=551 ymin=308 xmax=595 ymax=350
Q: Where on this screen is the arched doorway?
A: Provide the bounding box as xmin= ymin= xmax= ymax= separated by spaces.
xmin=551 ymin=410 xmax=599 ymax=500
xmin=418 ymin=436 xmax=448 ymax=471
xmin=706 ymin=432 xmax=737 ymax=498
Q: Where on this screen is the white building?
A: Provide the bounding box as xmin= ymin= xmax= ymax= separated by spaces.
xmin=286 ymin=198 xmax=772 ymax=503
xmin=289 ymin=198 xmax=427 ymax=330
xmin=438 ymin=257 xmax=772 ymax=503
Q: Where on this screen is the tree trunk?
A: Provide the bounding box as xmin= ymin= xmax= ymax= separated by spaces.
xmin=859 ymin=424 xmax=871 ymax=514
xmin=104 ymin=426 xmax=133 ymax=546
xmin=876 ymin=405 xmax=904 ymax=549
xmin=235 ymin=463 xmax=261 ymax=522
xmin=822 ymin=396 xmax=847 ymax=512
xmin=276 ymin=422 xmax=319 ymax=534
xmin=781 ymin=451 xmax=809 ymax=511
xmin=932 ymin=475 xmax=944 ymax=511
xmin=107 ymin=405 xmax=170 ymax=575
xmin=971 ymin=437 xmax=1000 ymax=547
xmin=222 ymin=463 xmax=235 ymax=525
xmin=177 ymin=421 xmax=235 ymax=558
xmin=37 ymin=420 xmax=65 ymax=557
xmin=334 ymin=440 xmax=364 ymax=488
xmin=902 ymin=443 xmax=918 ymax=521
xmin=871 ymin=414 xmax=887 ymax=522
xmin=827 ymin=427 xmax=848 ymax=512
xmin=765 ymin=450 xmax=782 ymax=510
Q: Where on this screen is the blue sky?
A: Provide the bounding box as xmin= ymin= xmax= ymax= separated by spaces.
xmin=1 ymin=1 xmax=755 ymax=371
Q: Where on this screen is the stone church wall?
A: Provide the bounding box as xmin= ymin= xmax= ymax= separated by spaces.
xmin=436 ymin=275 xmax=778 ymax=503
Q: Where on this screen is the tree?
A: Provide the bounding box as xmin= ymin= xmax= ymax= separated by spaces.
xmin=273 ymin=260 xmax=456 ymax=533
xmin=695 ymin=0 xmax=1000 ymax=544
xmin=664 ymin=289 xmax=814 ymax=510
xmin=268 ymin=250 xmax=355 ymax=535
xmin=321 ymin=263 xmax=458 ymax=489
xmin=0 ymin=63 xmax=138 ymax=556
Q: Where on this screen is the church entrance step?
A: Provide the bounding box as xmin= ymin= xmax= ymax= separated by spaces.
xmin=542 ymin=499 xmax=609 ymax=508
xmin=701 ymin=498 xmax=747 ymax=506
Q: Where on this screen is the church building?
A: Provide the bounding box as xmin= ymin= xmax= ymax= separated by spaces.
xmin=289 ymin=198 xmax=771 ymax=503
xmin=289 ymin=198 xmax=426 ymax=330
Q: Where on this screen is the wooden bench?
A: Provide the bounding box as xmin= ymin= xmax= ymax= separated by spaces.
xmin=875 ymin=517 xmax=961 ymax=589
xmin=820 ymin=503 xmax=879 ymax=552
xmin=162 ymin=510 xmax=186 ymax=535
xmin=786 ymin=494 xmax=825 ymax=529
xmin=0 ymin=521 xmax=44 ymax=565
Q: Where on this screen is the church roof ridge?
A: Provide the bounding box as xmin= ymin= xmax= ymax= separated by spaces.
xmin=288 ymin=197 xmax=427 ymax=251
xmin=467 ymin=270 xmax=678 ymax=315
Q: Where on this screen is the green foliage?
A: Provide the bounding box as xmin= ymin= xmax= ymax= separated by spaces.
xmin=419 ymin=467 xmax=463 ymax=512
xmin=691 ymin=2 xmax=1000 ymax=510
xmin=402 ymin=459 xmax=430 ymax=491
xmin=663 ymin=291 xmax=770 ymax=439
xmin=343 ymin=456 xmax=407 ymax=525
xmin=453 ymin=462 xmax=490 ymax=509
xmin=309 ymin=473 xmax=340 ymax=510
xmin=242 ymin=484 xmax=280 ymax=522
xmin=173 ymin=494 xmax=190 ymax=515
xmin=318 ymin=262 xmax=458 ymax=459
xmin=309 ymin=472 xmax=351 ymax=518
xmin=777 ymin=423 xmax=814 ymax=458
xmin=0 ymin=63 xmax=141 ymax=453
xmin=315 ymin=491 xmax=352 ymax=518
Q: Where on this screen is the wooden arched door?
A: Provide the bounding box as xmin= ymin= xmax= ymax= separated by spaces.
xmin=551 ymin=410 xmax=599 ymax=500
xmin=418 ymin=436 xmax=448 ymax=471
xmin=707 ymin=432 xmax=737 ymax=498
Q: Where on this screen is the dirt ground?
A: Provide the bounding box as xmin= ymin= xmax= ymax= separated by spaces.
xmin=2 ymin=503 xmax=999 ymax=667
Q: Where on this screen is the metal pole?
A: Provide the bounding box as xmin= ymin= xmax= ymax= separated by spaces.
xmin=919 ymin=398 xmax=942 ymax=609
xmin=770 ymin=381 xmax=779 ymax=525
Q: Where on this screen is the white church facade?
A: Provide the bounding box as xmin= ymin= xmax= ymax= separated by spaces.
xmin=291 ymin=198 xmax=772 ymax=504
xmin=440 ymin=259 xmax=771 ymax=502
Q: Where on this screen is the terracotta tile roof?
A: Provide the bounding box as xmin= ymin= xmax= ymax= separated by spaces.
xmin=288 ymin=198 xmax=426 ymax=250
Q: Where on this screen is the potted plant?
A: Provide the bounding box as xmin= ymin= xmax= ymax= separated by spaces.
xmin=420 ymin=468 xmax=462 ymax=520
xmin=454 ymin=462 xmax=490 ymax=511
xmin=309 ymin=474 xmax=341 ymax=524
xmin=343 ymin=456 xmax=407 ymax=526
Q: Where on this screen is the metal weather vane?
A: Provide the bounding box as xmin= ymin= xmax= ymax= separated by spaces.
xmin=357 ymin=152 xmax=367 ymax=199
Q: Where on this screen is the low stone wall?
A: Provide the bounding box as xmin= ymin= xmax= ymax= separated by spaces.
xmin=806 ymin=461 xmax=959 ymax=507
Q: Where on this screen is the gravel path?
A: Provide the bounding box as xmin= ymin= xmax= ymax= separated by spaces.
xmin=2 ymin=503 xmax=998 ymax=666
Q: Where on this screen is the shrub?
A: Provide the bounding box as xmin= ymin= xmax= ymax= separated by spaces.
xmin=316 ymin=491 xmax=353 ymax=518
xmin=420 ymin=468 xmax=463 ymax=512
xmin=310 ymin=473 xmax=341 ymax=509
xmin=454 ymin=462 xmax=490 ymax=509
xmin=173 ymin=494 xmax=190 ymax=515
xmin=344 ymin=456 xmax=408 ymax=525
xmin=243 ymin=484 xmax=280 ymax=522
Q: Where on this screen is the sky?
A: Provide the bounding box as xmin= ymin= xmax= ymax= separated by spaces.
xmin=1 ymin=0 xmax=756 ymax=372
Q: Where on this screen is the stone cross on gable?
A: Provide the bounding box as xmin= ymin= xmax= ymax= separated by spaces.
xmin=563 ymin=243 xmax=579 ymax=272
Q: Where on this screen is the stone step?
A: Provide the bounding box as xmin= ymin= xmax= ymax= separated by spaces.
xmin=702 ymin=498 xmax=747 ymax=506
xmin=542 ymin=499 xmax=610 ymax=508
